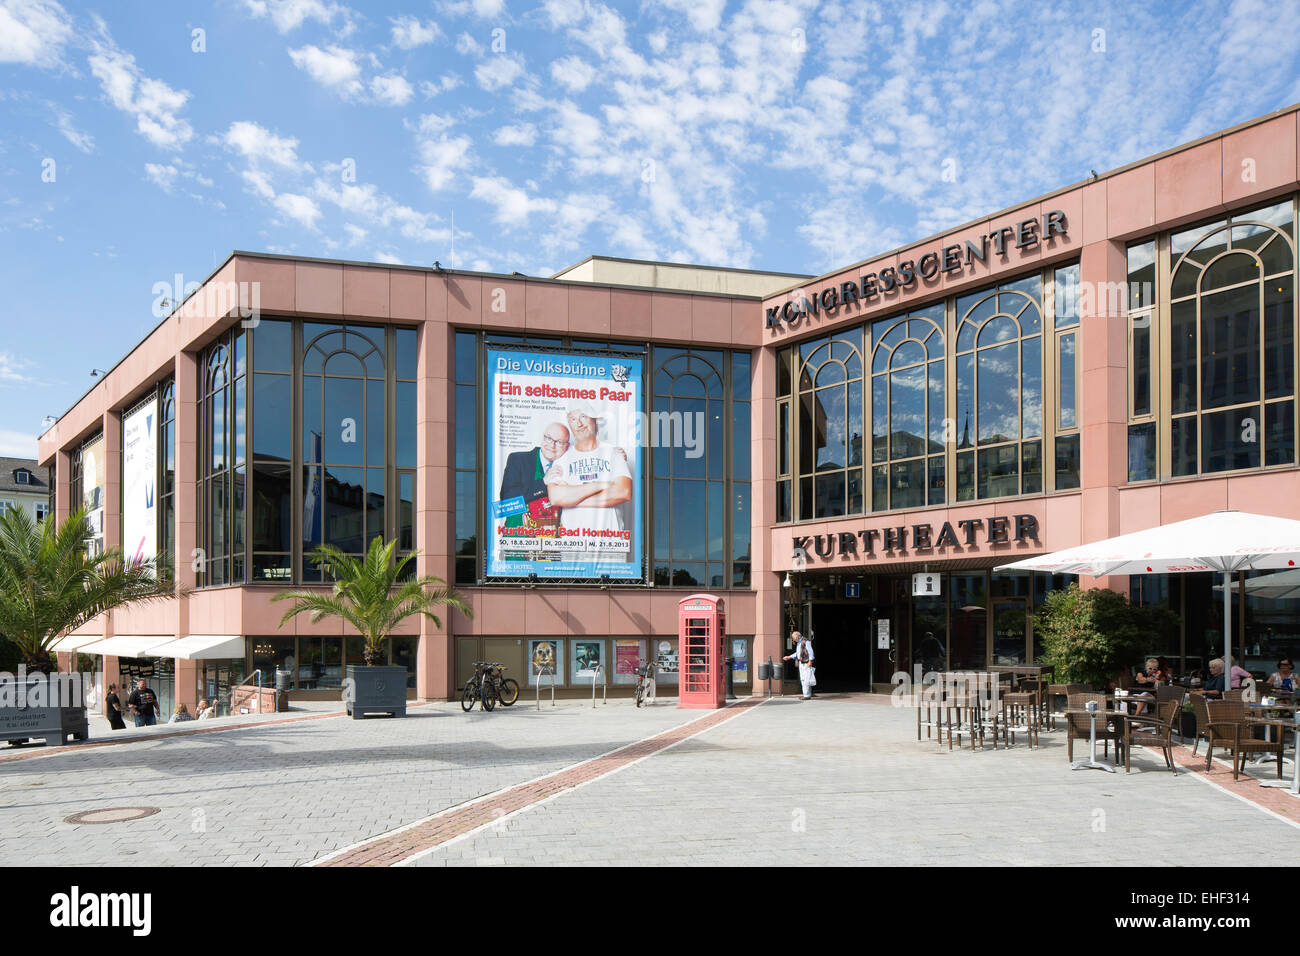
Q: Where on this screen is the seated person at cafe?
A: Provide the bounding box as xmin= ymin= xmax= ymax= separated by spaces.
xmin=1268 ymin=658 xmax=1297 ymax=692
xmin=1203 ymin=658 xmax=1228 ymax=696
xmin=1230 ymin=660 xmax=1253 ymax=689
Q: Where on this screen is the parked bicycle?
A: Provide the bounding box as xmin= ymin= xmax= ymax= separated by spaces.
xmin=461 ymin=661 xmax=498 ymax=712
xmin=487 ymin=662 xmax=519 ymax=707
xmin=633 ymin=660 xmax=657 ymax=707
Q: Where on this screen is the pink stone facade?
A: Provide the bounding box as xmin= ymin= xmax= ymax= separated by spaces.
xmin=39 ymin=105 xmax=1300 ymax=704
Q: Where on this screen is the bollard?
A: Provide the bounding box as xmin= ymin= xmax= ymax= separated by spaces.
xmin=592 ymin=664 xmax=605 ymax=708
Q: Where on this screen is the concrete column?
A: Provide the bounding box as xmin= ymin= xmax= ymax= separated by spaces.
xmin=1078 ymin=238 xmax=1129 ymax=594
xmin=174 ymin=351 xmax=199 ymax=710
xmin=102 ymin=410 xmax=122 ymax=551
xmin=417 ymin=292 xmax=453 ymax=699
xmin=55 ymin=449 xmax=71 ymax=524
xmin=750 ymin=346 xmax=781 ymax=692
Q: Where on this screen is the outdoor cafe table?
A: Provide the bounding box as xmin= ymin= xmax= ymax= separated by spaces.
xmin=1064 ymin=708 xmax=1129 ymax=772
xmin=1250 ymin=716 xmax=1300 ymax=796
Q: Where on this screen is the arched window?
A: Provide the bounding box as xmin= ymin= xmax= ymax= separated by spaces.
xmin=653 ymin=349 xmax=725 ymax=587
xmin=199 ymin=335 xmax=245 ymax=585
xmin=796 ymin=333 xmax=864 ymax=519
xmin=1168 ymin=199 xmax=1296 ymax=475
xmin=955 ymin=275 xmax=1043 ymax=500
xmin=302 ymin=325 xmax=387 ymax=576
xmin=870 ymin=304 xmax=944 ymax=510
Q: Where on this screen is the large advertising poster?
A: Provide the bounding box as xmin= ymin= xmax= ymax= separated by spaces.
xmin=81 ymin=435 xmax=105 ymax=557
xmin=486 ymin=348 xmax=643 ymax=580
xmin=122 ymin=398 xmax=157 ymax=566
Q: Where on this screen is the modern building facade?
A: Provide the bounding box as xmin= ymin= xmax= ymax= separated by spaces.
xmin=38 ymin=104 xmax=1300 ymax=711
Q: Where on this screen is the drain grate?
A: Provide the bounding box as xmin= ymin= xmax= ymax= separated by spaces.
xmin=64 ymin=807 xmax=161 ymax=825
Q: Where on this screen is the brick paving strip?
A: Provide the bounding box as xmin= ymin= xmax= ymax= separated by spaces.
xmin=0 ymin=707 xmax=407 ymax=765
xmin=1166 ymin=740 xmax=1300 ymax=827
xmin=311 ymin=696 xmax=767 ymax=867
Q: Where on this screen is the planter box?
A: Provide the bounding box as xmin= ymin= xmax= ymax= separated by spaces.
xmin=1179 ymin=710 xmax=1197 ymax=741
xmin=346 ymin=665 xmax=407 ymax=719
xmin=2 ymin=674 xmax=89 ymax=746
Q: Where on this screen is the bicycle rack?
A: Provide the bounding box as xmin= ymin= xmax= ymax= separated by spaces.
xmin=535 ymin=666 xmax=555 ymax=710
xmin=591 ymin=664 xmax=606 ymax=708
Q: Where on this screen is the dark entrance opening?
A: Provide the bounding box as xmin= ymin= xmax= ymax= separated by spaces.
xmin=807 ymin=602 xmax=874 ymax=692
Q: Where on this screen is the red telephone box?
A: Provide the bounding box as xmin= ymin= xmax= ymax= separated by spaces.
xmin=678 ymin=594 xmax=726 ymax=709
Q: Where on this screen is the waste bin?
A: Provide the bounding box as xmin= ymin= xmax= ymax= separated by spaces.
xmin=756 ymin=661 xmax=772 ymax=681
xmin=275 ymin=669 xmax=291 ymax=692
xmin=772 ymin=661 xmax=785 ymax=682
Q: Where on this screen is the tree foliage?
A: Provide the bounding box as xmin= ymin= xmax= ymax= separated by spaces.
xmin=0 ymin=507 xmax=177 ymax=671
xmin=1036 ymin=583 xmax=1180 ymax=688
xmin=272 ymin=537 xmax=471 ymax=665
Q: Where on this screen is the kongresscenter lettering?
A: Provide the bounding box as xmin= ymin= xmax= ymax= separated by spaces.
xmin=766 ymin=211 xmax=1067 ymax=329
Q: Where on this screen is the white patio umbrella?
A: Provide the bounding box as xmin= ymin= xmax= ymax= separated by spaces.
xmin=1213 ymin=567 xmax=1300 ymax=602
xmin=996 ymin=510 xmax=1300 ymax=690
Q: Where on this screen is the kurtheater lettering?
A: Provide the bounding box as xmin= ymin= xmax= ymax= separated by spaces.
xmin=792 ymin=514 xmax=1039 ymax=561
xmin=766 ymin=211 xmax=1068 ymax=329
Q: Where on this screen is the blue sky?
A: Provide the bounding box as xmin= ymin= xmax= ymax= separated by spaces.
xmin=2 ymin=0 xmax=1300 ymax=458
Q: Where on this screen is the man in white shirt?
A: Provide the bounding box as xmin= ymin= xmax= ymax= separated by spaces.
xmin=544 ymin=405 xmax=633 ymax=563
xmin=784 ymin=631 xmax=816 ymax=699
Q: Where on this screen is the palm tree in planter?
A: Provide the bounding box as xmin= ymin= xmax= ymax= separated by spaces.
xmin=0 ymin=507 xmax=177 ymax=674
xmin=272 ymin=536 xmax=471 ymax=718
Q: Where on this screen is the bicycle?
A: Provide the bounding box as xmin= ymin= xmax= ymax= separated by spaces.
xmin=633 ymin=660 xmax=656 ymax=707
xmin=486 ymin=662 xmax=520 ymax=707
xmin=461 ymin=661 xmax=498 ymax=712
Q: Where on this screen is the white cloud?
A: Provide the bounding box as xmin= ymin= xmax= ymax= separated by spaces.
xmin=144 ymin=162 xmax=178 ymax=192
xmin=288 ymin=44 xmax=363 ymax=97
xmin=418 ymin=132 xmax=473 ymax=190
xmin=0 ymin=351 xmax=33 ymax=384
xmin=658 ymin=0 xmax=726 ymax=32
xmin=222 ymin=120 xmax=305 ymax=169
xmin=418 ymin=74 xmax=462 ymax=98
xmin=87 ymin=21 xmax=193 ymax=150
xmin=549 ymin=55 xmax=595 ymax=92
xmin=494 ymin=123 xmax=536 ymax=146
xmin=273 ymin=192 xmax=322 ymax=229
xmin=311 ymin=179 xmax=451 ymax=244
xmin=0 ymin=0 xmax=72 ymax=68
xmin=242 ymin=0 xmax=352 ymax=34
xmin=441 ymin=0 xmax=506 ymax=18
xmin=370 ymin=72 xmax=414 ymax=105
xmin=475 ymin=52 xmax=525 ymax=91
xmin=51 ymin=105 xmax=93 ymax=153
xmin=0 ymin=429 xmax=36 ymax=457
xmin=390 ymin=15 xmax=442 ymax=49
xmin=469 ymin=175 xmax=556 ymax=225
xmin=455 ymin=32 xmax=483 ymax=55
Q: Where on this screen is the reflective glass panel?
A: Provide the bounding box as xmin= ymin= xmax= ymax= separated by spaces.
xmin=977 ymin=342 xmax=1018 ymax=444
xmin=253 ymin=374 xmax=291 ymax=462
xmin=1266 ymin=401 xmax=1296 ymax=467
xmin=1200 ymin=284 xmax=1259 ymax=409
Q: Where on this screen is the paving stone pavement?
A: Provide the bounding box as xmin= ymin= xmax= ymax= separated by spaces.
xmin=5 ymin=692 xmax=1296 ymax=867
xmin=0 ymin=698 xmax=697 ymax=866
xmin=409 ymin=694 xmax=1300 ymax=867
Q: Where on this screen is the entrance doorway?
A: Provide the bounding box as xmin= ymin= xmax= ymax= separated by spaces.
xmin=992 ymin=598 xmax=1032 ymax=665
xmin=808 ymin=602 xmax=874 ymax=692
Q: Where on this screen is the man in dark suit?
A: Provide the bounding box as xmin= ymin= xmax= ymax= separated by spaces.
xmin=499 ymin=422 xmax=570 ymax=532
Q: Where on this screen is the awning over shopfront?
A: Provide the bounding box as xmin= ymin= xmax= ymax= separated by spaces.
xmin=49 ymin=634 xmax=103 ymax=653
xmin=77 ymin=635 xmax=175 ymax=659
xmin=147 ymin=635 xmax=245 ymax=660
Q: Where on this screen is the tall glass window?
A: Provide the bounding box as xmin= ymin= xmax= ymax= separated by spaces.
xmin=454 ymin=330 xmax=478 ymax=585
xmin=870 ymin=304 xmax=944 ymax=511
xmin=159 ymin=381 xmax=176 ymax=568
xmin=198 ymin=332 xmax=245 ymax=585
xmin=301 ymin=324 xmax=385 ymax=580
xmin=1167 ymin=199 xmax=1296 ymax=476
xmin=251 ymin=319 xmax=292 ymax=580
xmin=955 ymin=275 xmax=1043 ymax=500
xmin=796 ymin=332 xmax=864 ymax=519
xmin=775 ymin=347 xmax=793 ymax=523
xmin=653 ymin=348 xmax=727 ymax=587
xmin=1127 ymin=240 xmax=1157 ymax=481
xmin=1053 ymin=264 xmax=1081 ymax=490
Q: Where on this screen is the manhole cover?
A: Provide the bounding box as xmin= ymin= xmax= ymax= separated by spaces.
xmin=64 ymin=807 xmax=161 ymax=825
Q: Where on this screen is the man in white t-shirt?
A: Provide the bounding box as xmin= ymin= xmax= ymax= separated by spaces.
xmin=545 ymin=405 xmax=633 ymax=561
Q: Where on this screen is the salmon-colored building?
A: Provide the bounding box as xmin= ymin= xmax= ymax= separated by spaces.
xmin=39 ymin=104 xmax=1300 ymax=712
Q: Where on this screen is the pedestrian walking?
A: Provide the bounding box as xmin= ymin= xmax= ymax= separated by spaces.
xmin=126 ymin=678 xmax=159 ymax=727
xmin=783 ymin=630 xmax=816 ymax=699
xmin=104 ymin=682 xmax=126 ymax=730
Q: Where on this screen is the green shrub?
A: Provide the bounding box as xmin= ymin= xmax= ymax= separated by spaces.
xmin=1036 ymin=583 xmax=1180 ymax=689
